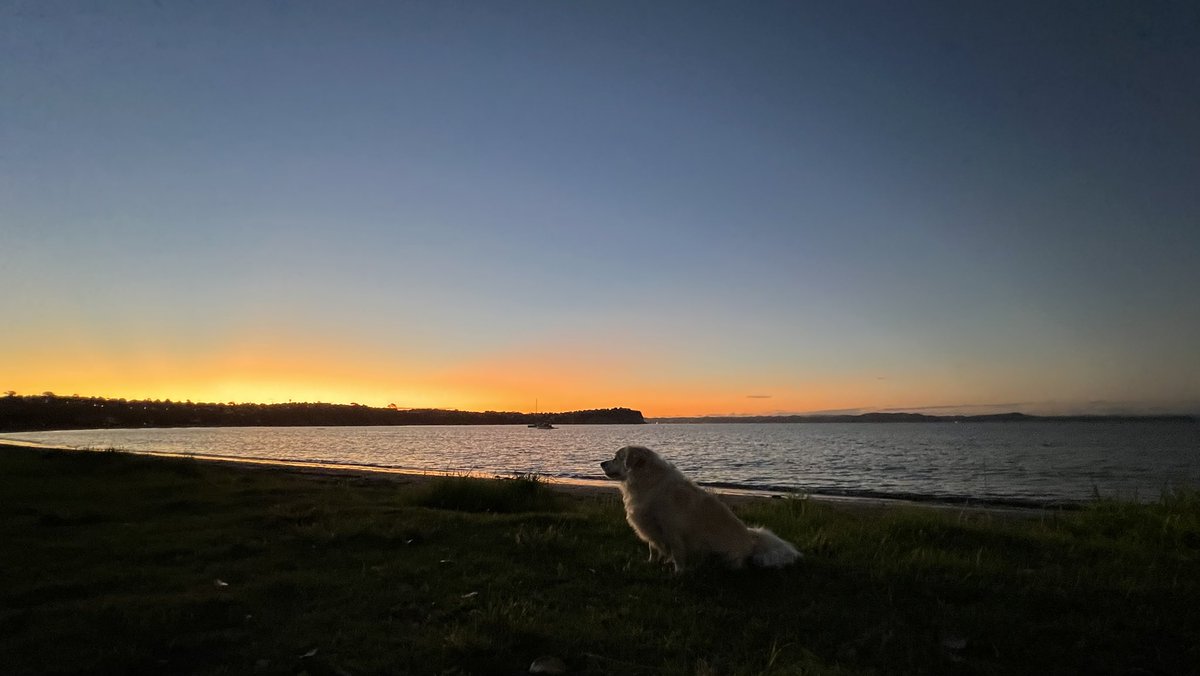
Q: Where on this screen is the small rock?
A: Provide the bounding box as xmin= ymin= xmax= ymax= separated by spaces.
xmin=529 ymin=655 xmax=567 ymax=674
xmin=941 ymin=635 xmax=967 ymax=651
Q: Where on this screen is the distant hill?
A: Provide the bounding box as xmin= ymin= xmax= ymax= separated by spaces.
xmin=649 ymin=412 xmax=1197 ymax=424
xmin=0 ymin=394 xmax=645 ymax=432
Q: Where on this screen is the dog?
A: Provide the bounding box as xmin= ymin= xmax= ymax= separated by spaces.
xmin=600 ymin=445 xmax=801 ymax=572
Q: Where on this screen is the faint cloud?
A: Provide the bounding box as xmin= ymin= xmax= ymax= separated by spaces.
xmin=746 ymin=394 xmax=772 ymax=399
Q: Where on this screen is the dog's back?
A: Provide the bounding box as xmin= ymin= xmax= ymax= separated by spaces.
xmin=642 ymin=475 xmax=757 ymax=568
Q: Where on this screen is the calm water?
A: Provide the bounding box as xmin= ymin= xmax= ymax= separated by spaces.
xmin=4 ymin=422 xmax=1198 ymax=505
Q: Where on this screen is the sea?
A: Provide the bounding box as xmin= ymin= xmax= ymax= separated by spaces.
xmin=3 ymin=421 xmax=1197 ymax=506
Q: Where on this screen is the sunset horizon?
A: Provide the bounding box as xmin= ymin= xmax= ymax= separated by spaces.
xmin=5 ymin=387 xmax=1195 ymax=420
xmin=4 ymin=2 xmax=1198 ymax=425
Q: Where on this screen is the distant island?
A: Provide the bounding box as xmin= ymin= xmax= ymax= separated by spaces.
xmin=0 ymin=394 xmax=646 ymax=432
xmin=649 ymin=412 xmax=1197 ymax=424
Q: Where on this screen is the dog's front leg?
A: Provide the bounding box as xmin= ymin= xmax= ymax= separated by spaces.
xmin=664 ymin=535 xmax=689 ymax=573
xmin=670 ymin=549 xmax=688 ymax=573
xmin=651 ymin=542 xmax=677 ymax=568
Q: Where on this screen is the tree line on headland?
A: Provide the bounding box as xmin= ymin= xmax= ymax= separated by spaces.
xmin=2 ymin=394 xmax=1190 ymax=433
xmin=0 ymin=393 xmax=646 ymax=432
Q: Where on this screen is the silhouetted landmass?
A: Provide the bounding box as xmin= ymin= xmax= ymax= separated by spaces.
xmin=0 ymin=394 xmax=645 ymax=432
xmin=650 ymin=412 xmax=1197 ymax=424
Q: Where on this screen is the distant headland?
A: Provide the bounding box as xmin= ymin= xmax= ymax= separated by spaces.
xmin=650 ymin=412 xmax=1197 ymax=424
xmin=3 ymin=395 xmax=1192 ymax=433
xmin=0 ymin=394 xmax=646 ymax=432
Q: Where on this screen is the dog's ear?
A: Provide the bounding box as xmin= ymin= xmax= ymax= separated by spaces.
xmin=625 ymin=446 xmax=647 ymax=470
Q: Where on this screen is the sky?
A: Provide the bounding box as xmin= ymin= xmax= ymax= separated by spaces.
xmin=2 ymin=1 xmax=1198 ymax=417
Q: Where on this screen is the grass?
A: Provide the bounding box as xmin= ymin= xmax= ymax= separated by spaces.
xmin=1 ymin=445 xmax=1197 ymax=675
xmin=410 ymin=472 xmax=561 ymax=514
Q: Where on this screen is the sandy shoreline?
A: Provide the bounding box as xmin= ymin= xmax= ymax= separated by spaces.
xmin=1 ymin=439 xmax=1058 ymax=519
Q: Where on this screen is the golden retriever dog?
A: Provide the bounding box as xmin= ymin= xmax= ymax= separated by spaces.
xmin=600 ymin=445 xmax=801 ymax=572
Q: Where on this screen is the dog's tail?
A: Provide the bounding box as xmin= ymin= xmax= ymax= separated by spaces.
xmin=748 ymin=527 xmax=802 ymax=568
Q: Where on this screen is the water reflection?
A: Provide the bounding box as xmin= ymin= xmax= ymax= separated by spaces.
xmin=4 ymin=422 xmax=1196 ymax=504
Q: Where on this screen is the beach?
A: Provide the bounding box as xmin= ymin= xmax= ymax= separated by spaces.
xmin=3 ymin=442 xmax=1197 ymax=674
xmin=0 ymin=439 xmax=1052 ymax=519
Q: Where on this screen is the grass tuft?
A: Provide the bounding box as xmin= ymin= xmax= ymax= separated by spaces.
xmin=409 ymin=473 xmax=560 ymax=513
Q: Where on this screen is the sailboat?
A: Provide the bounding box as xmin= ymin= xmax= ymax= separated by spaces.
xmin=528 ymin=399 xmax=556 ymax=429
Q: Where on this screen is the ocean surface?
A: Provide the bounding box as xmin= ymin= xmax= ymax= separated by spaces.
xmin=4 ymin=422 xmax=1198 ymax=505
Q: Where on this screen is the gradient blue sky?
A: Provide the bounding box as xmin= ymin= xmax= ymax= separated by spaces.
xmin=3 ymin=1 xmax=1198 ymax=415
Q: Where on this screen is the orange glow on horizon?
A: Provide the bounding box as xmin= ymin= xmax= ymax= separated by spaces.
xmin=4 ymin=330 xmax=1162 ymax=417
xmin=3 ymin=360 xmax=965 ymax=417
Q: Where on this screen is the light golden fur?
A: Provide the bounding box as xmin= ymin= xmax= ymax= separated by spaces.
xmin=601 ymin=445 xmax=800 ymax=572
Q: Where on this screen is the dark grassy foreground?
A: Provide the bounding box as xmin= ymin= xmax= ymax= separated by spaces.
xmin=2 ymin=447 xmax=1197 ymax=675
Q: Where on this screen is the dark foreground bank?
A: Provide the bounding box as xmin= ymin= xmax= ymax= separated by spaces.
xmin=2 ymin=445 xmax=1198 ymax=675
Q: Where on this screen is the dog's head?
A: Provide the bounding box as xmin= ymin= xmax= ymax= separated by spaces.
xmin=600 ymin=445 xmax=655 ymax=481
